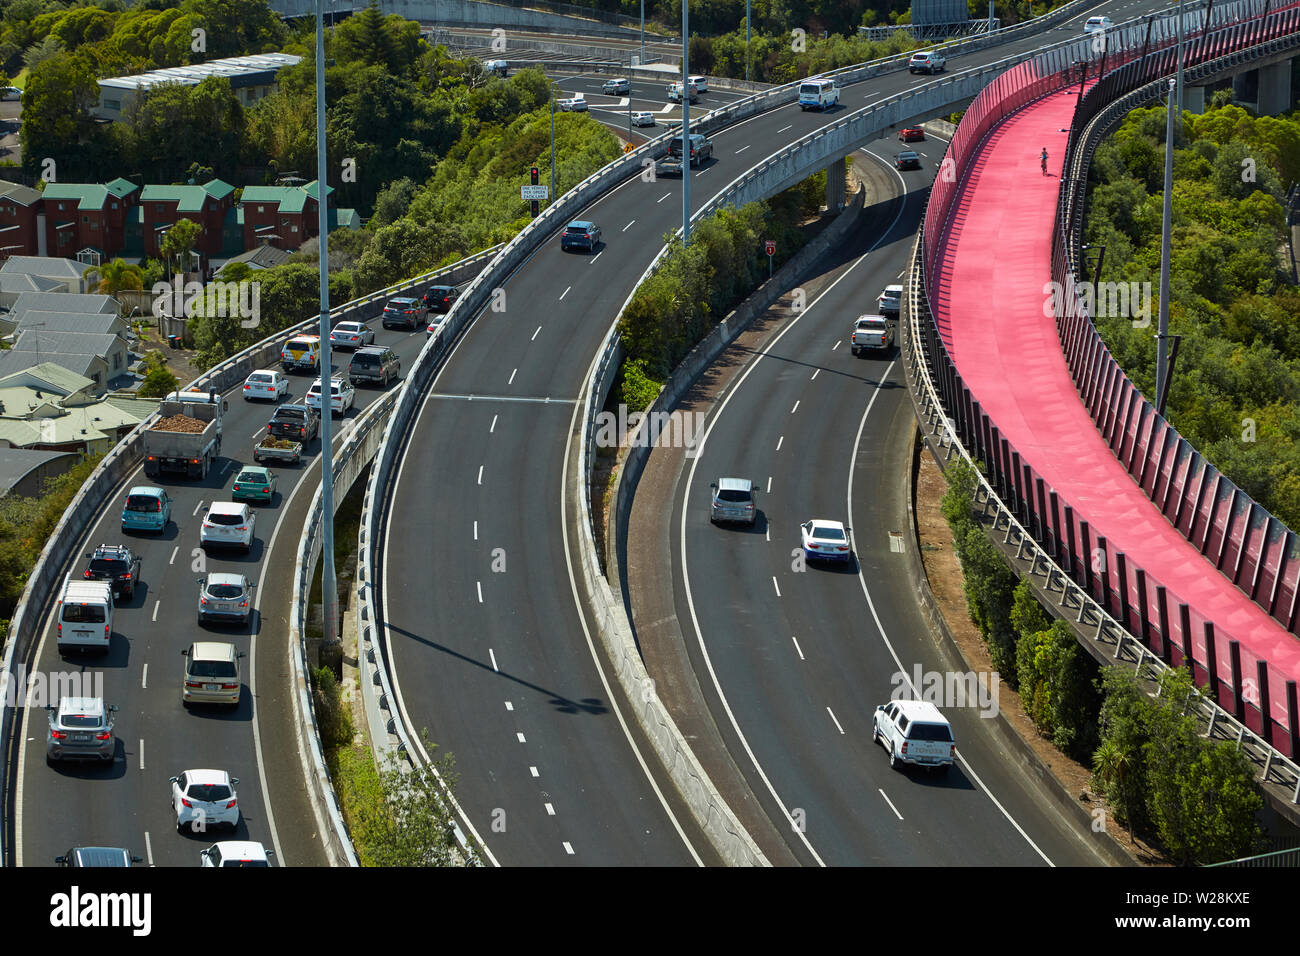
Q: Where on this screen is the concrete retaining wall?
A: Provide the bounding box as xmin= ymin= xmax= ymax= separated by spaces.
xmin=271 ymin=0 xmax=648 ymax=38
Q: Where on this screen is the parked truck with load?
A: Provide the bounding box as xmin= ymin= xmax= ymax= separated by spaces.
xmin=253 ymin=436 xmax=303 ymax=465
xmin=142 ymin=391 xmax=225 ymax=479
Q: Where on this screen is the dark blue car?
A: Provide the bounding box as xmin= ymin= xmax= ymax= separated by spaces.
xmin=561 ymin=221 xmax=602 ymax=253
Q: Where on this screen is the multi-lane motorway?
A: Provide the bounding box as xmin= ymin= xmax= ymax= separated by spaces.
xmin=13 ymin=0 xmax=1184 ymax=866
xmin=376 ymin=0 xmax=1177 ymax=867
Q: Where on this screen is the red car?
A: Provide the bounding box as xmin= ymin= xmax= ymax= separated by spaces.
xmin=898 ymin=127 xmax=925 ymax=143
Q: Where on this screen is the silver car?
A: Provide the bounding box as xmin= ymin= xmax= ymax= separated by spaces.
xmin=182 ymin=642 xmax=243 ymax=707
xmin=46 ymin=697 xmax=117 ymax=765
xmin=709 ymin=477 xmax=757 ymax=526
xmin=197 ymin=573 xmax=254 ymax=626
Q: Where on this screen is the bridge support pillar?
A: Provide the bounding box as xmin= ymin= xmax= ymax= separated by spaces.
xmin=1258 ymin=60 xmax=1292 ymax=116
xmin=825 ymin=157 xmax=846 ymax=212
xmin=1182 ymin=84 xmax=1206 ymax=114
xmin=1232 ymin=69 xmax=1258 ymax=111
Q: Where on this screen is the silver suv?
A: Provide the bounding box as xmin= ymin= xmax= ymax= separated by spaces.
xmin=709 ymin=477 xmax=757 ymax=526
xmin=46 ymin=697 xmax=117 ymax=765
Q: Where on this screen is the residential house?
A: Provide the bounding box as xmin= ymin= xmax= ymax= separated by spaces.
xmin=0 ymin=181 xmax=45 ymax=259
xmin=0 ymin=363 xmax=152 ymax=455
xmin=239 ymin=182 xmax=336 ymax=251
xmin=12 ymin=310 xmax=130 ymax=340
xmin=139 ymin=179 xmax=237 ymax=266
xmin=0 ymin=273 xmax=64 ymax=313
xmin=94 ymin=53 xmax=302 ymax=122
xmin=39 ymin=178 xmax=140 ymax=262
xmin=2 ymin=291 xmax=120 ymax=337
xmin=11 ymin=328 xmax=128 ymax=381
xmin=0 ymin=447 xmax=81 ymax=497
xmin=0 ymin=256 xmax=91 ymax=293
xmin=213 ymin=242 xmax=293 ymax=273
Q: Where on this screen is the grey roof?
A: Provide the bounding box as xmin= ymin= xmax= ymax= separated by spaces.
xmin=0 ymin=181 xmax=43 ymax=207
xmin=0 ymin=448 xmax=76 ymax=495
xmin=10 ymin=292 xmax=117 ymax=319
xmin=13 ymin=329 xmax=121 ymax=357
xmin=0 ymin=350 xmax=105 ymax=381
xmin=98 ymin=53 xmax=302 ymax=93
xmin=0 ymin=273 xmax=66 ymax=296
xmin=14 ymin=311 xmax=128 ymax=337
xmin=216 ymin=244 xmax=293 ymax=271
xmin=0 ymin=256 xmax=87 ymax=284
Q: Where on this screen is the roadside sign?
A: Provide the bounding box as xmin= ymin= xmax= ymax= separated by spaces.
xmin=521 ymin=185 xmax=549 ymax=200
xmin=765 ymin=239 xmax=775 ymax=256
xmin=624 ymin=142 xmax=635 ymax=153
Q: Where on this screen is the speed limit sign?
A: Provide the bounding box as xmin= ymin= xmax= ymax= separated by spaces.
xmin=765 ymin=239 xmax=775 ymax=256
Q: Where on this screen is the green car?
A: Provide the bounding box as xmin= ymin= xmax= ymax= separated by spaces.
xmin=231 ymin=466 xmax=277 ymax=504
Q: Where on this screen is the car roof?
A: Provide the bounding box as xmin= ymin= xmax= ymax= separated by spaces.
xmin=67 ymin=847 xmax=133 ymax=866
xmin=247 ymin=368 xmax=277 ymax=376
xmin=334 ymin=320 xmax=364 ymax=328
xmin=356 ymin=345 xmax=389 ymax=354
xmin=309 ymin=377 xmax=346 ymax=387
xmin=386 ymin=297 xmax=417 ymax=305
xmin=807 ymin=519 xmax=846 ymax=532
xmin=58 ymin=696 xmax=105 ymax=715
xmin=189 ymin=641 xmax=237 ymax=662
xmin=206 ymin=571 xmax=247 ymax=586
xmin=892 ymin=699 xmax=952 ymax=723
xmin=898 ymin=150 xmax=919 ymax=157
xmin=207 ymin=840 xmax=267 ymax=859
xmin=183 ymin=768 xmax=232 ymax=784
xmin=716 ymin=477 xmax=753 ymax=492
xmin=856 ymin=315 xmax=889 ymax=325
xmin=286 ymin=333 xmax=319 ymax=341
xmin=426 ymin=284 xmax=455 ymax=292
xmin=91 ymin=543 xmax=132 ymax=556
xmin=128 ymin=485 xmax=165 ymax=497
xmin=207 ymin=501 xmax=247 ymax=515
xmin=883 ymin=284 xmax=903 ymax=293
xmin=567 ymin=220 xmax=594 ymax=228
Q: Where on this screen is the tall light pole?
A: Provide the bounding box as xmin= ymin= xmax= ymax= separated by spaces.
xmin=681 ymin=0 xmax=690 ymax=244
xmin=314 ymin=0 xmax=338 ymax=664
xmin=1155 ymin=76 xmax=1175 ymax=412
xmin=746 ymin=0 xmax=751 ymax=82
xmin=640 ymin=0 xmax=645 ymax=66
xmin=1174 ymin=0 xmax=1185 ymax=124
xmin=550 ymin=87 xmax=556 ymax=210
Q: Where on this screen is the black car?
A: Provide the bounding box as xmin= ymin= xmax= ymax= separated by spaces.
xmin=82 ymin=545 xmax=141 ymax=600
xmin=895 ymin=150 xmax=922 ymax=170
xmin=382 ymin=297 xmax=428 ymax=330
xmin=267 ymin=403 xmax=320 ymax=442
xmin=423 ymin=286 xmax=460 ymax=313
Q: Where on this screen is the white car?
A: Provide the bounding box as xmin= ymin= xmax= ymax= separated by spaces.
xmin=908 ymin=50 xmax=946 ymax=74
xmin=1084 ymin=15 xmax=1114 ymax=33
xmin=800 ymin=519 xmax=852 ymax=562
xmin=0 ymin=86 xmax=20 ymax=101
xmin=602 ymin=77 xmax=630 ymax=94
xmin=241 ymin=369 xmax=288 ymax=402
xmin=200 ymin=501 xmax=256 ymax=553
xmin=305 ymin=377 xmax=355 ymax=416
xmin=200 ymin=841 xmax=272 ymax=867
xmin=631 ymin=111 xmax=656 ymax=128
xmin=329 ymin=321 xmax=374 ymax=350
xmin=873 ymin=700 xmax=956 ymax=772
xmin=689 ymin=74 xmax=708 ymax=93
xmin=557 ymin=96 xmax=588 ymax=112
xmin=171 ymin=769 xmax=241 ymax=833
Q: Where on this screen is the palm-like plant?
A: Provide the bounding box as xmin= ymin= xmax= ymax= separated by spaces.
xmin=83 ymin=258 xmax=145 ymax=296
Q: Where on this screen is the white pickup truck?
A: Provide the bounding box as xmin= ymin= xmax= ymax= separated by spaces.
xmin=873 ymin=700 xmax=956 ymax=773
xmin=850 ymin=314 xmax=894 ymax=356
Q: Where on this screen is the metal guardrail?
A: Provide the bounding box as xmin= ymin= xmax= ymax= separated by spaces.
xmin=902 ymin=0 xmax=1300 ymax=804
xmin=0 ymin=242 xmax=503 ymax=866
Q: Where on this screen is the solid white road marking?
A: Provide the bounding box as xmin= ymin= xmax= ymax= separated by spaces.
xmin=879 ymin=789 xmax=904 ymax=821
xmin=222 ymin=460 xmax=235 ymax=475
xmin=474 ymin=520 xmax=479 ymax=540
xmin=559 ymin=286 xmax=570 ymax=300
xmin=532 ymin=326 xmax=542 ymax=341
xmin=591 ymin=251 xmax=603 ymax=264
xmin=832 ymin=340 xmax=840 ymax=350
xmin=478 ymin=465 xmax=484 ymax=485
xmin=826 ymin=707 xmax=845 ymax=735
xmin=766 ymin=476 xmax=772 ymax=493
xmin=772 ymin=577 xmax=781 ymax=598
xmin=138 ymin=739 xmax=144 ymax=770
xmin=659 ymin=103 xmax=674 ymax=114
xmin=508 ymin=368 xmax=517 ymax=385
xmin=778 ymin=124 xmax=793 ymax=132
xmin=792 ymin=637 xmax=805 ymax=660
xmin=192 ymin=500 xmax=204 ymax=516
xmin=141 ymin=664 xmax=148 ymax=689
xmin=545 ymin=802 xmax=556 ymax=815
xmin=505 ymin=701 xmax=513 ymax=711
xmin=517 ymin=732 xmax=526 ymax=743
xmin=563 ymin=841 xmax=575 ymax=855
xmin=489 ymin=648 xmax=498 ymax=672
xmin=530 ymin=766 xmax=539 ymax=777
xmin=623 ymin=220 xmax=636 ymax=231
xmin=657 ymin=194 xmax=671 ymax=203
xmin=152 ymin=600 xmax=159 ymax=622
xmin=810 ymin=368 xmax=820 ymax=380
xmin=144 ymin=831 xmax=154 ymax=866
xmin=169 ymin=546 xmax=178 ymax=565
xmin=791 ymin=401 xmax=800 ymax=414
xmin=775 ymin=436 xmax=783 ymax=451
xmin=490 ymin=414 xmax=498 ymax=433
xmin=735 ymin=144 xmax=750 ymax=153
xmin=477 ymin=581 xmax=483 ymax=603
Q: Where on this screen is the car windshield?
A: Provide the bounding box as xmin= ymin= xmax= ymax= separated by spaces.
xmin=126 ymin=495 xmax=161 ymax=512
xmin=89 ymin=559 xmax=127 ymax=574
xmin=813 ymin=526 xmax=845 ymax=540
xmin=274 ymin=408 xmax=305 ymax=419
xmin=565 ymin=226 xmax=588 ymax=234
xmin=188 ymin=659 xmax=237 ymax=679
xmin=221 ymin=858 xmax=268 ymax=867
xmin=248 ymin=374 xmax=271 ymax=383
xmin=187 ymin=784 xmax=232 ymax=802
xmin=352 ymin=353 xmax=378 ymax=366
xmin=858 ymin=320 xmax=888 ymax=331
xmin=908 ymin=722 xmax=954 ymax=742
xmin=236 ymin=472 xmax=265 ymax=484
xmin=206 ymin=512 xmax=243 ymax=526
xmin=59 ymin=713 xmax=103 ymax=729
xmin=717 ymin=490 xmax=752 ymax=503
xmin=61 ymin=604 xmax=106 ymax=623
xmin=287 ymin=339 xmax=314 ymax=350
xmin=208 ymin=583 xmax=244 ymax=599
xmin=799 ymin=84 xmax=820 ymax=94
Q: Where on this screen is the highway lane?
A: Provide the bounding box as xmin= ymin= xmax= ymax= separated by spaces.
xmin=14 ymin=297 xmax=460 ymax=867
xmin=378 ymin=2 xmax=1180 ymax=866
xmin=669 ymin=138 xmax=1106 ymax=866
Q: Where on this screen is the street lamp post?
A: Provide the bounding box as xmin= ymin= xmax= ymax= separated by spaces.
xmin=682 ymin=0 xmax=690 ymax=244
xmin=1156 ymin=77 xmax=1175 ymax=412
xmin=551 ymin=91 xmax=556 ymax=211
xmin=314 ymin=0 xmax=339 ymax=665
xmin=746 ymin=0 xmax=751 ymax=82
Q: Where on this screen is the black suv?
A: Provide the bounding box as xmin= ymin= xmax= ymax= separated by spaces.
xmin=83 ymin=544 xmax=142 ymax=600
xmin=382 ymin=297 xmax=428 ymax=330
xmin=349 ymin=346 xmax=401 ymax=388
xmin=267 ymin=403 xmax=320 ymax=442
xmin=423 ymin=286 xmax=460 ymax=313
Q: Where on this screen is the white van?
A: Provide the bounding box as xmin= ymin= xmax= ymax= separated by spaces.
xmin=798 ymin=77 xmax=839 ymax=111
xmin=484 ymin=59 xmax=508 ymax=77
xmin=164 ymin=390 xmax=229 ymax=412
xmin=57 ymin=575 xmax=113 ymax=654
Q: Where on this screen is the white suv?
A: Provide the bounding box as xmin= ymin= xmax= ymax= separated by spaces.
xmin=305 ymin=377 xmax=355 ymax=416
xmin=200 ymin=841 xmax=273 ymax=866
xmin=200 ymin=501 xmax=256 ymax=553
xmin=170 ymin=769 xmax=240 ymax=833
xmin=908 ymin=50 xmax=946 ymax=74
xmin=873 ymin=700 xmax=956 ymax=773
